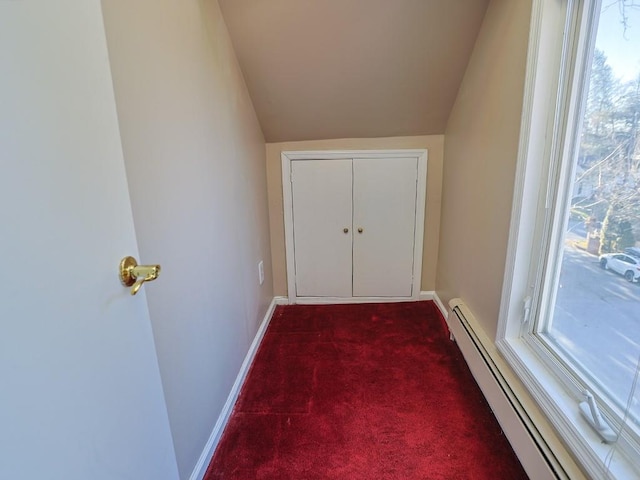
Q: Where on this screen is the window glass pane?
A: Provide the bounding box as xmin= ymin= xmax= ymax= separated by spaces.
xmin=542 ymin=2 xmax=640 ymax=424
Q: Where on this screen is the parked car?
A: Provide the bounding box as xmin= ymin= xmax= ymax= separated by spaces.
xmin=599 ymin=253 xmax=640 ymax=282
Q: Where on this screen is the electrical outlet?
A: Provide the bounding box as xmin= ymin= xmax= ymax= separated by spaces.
xmin=258 ymin=260 xmax=264 ymax=285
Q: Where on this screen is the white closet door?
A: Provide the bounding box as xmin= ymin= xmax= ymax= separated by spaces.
xmin=291 ymin=159 xmax=353 ymax=297
xmin=352 ymin=157 xmax=418 ymax=297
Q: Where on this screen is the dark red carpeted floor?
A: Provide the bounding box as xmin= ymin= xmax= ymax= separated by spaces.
xmin=205 ymin=301 xmax=529 ymax=480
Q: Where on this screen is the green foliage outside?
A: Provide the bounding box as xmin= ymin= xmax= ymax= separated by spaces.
xmin=600 ymin=204 xmax=636 ymax=253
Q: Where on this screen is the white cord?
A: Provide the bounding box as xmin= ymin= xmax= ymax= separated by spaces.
xmin=603 ymin=350 xmax=640 ymax=478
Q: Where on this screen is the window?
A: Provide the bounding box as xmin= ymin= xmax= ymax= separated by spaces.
xmin=498 ymin=0 xmax=640 ymax=478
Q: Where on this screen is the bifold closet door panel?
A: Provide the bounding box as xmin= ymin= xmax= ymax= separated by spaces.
xmin=291 ymin=159 xmax=353 ymax=297
xmin=352 ymin=157 xmax=418 ymax=297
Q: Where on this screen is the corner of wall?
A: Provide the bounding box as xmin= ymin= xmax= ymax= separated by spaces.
xmin=102 ymin=1 xmax=273 ymax=477
xmin=436 ymin=0 xmax=532 ymax=338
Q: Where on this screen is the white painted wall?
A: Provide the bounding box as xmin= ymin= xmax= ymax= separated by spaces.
xmin=437 ymin=0 xmax=532 ymax=337
xmin=101 ymin=1 xmax=273 ymax=477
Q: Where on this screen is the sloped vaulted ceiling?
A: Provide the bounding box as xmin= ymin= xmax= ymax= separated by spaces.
xmin=218 ymin=0 xmax=490 ymax=142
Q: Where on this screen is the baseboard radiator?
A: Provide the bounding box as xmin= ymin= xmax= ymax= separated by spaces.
xmin=447 ymin=298 xmax=576 ymax=480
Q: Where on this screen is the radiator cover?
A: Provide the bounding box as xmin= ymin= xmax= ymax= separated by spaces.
xmin=445 ymin=298 xmax=580 ymax=480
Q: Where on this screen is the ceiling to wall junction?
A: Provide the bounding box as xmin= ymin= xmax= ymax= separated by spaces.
xmin=217 ymin=0 xmax=490 ymax=142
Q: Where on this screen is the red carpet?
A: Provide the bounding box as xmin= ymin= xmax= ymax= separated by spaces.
xmin=205 ymin=301 xmax=528 ymax=479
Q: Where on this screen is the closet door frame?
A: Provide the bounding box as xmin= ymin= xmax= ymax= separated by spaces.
xmin=282 ymin=149 xmax=428 ymax=304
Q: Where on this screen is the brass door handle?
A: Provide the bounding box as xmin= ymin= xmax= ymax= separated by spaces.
xmin=119 ymin=256 xmax=161 ymax=296
xmin=358 ymin=227 xmax=363 ymax=233
xmin=343 ymin=227 xmax=349 ymax=233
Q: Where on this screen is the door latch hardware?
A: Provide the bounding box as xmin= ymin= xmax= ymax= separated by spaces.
xmin=119 ymin=256 xmax=161 ymax=296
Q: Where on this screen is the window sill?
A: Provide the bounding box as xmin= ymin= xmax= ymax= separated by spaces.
xmin=497 ymin=336 xmax=639 ymax=480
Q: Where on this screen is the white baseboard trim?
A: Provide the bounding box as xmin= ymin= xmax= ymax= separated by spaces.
xmin=419 ymin=290 xmax=448 ymax=319
xmin=188 ymin=296 xmax=284 ymax=480
xmin=290 ymin=292 xmax=446 ymax=312
xmin=293 ymin=296 xmax=417 ymax=305
xmin=281 ymin=293 xmax=448 ymax=308
xmin=273 ymin=295 xmax=289 ymax=306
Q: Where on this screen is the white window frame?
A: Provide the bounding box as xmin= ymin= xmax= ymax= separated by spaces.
xmin=497 ymin=0 xmax=640 ymax=478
